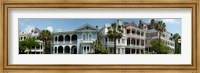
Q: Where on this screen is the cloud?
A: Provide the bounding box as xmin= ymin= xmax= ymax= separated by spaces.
xmin=24 ymin=25 xmax=35 ymax=33
xmin=46 ymin=26 xmax=53 ymax=32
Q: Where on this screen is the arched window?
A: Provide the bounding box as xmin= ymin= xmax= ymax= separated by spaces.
xmin=55 ymin=36 xmax=57 ymax=41
xmin=71 ymin=34 xmax=77 ymax=41
xmin=58 ymin=46 xmax=63 ymax=54
xmin=82 ymin=33 xmax=87 ymax=40
xmin=71 ymin=46 xmax=77 ymax=54
xmin=58 ymin=35 xmax=64 ymax=42
xmin=88 ymin=33 xmax=92 ymax=40
xmin=64 ymin=46 xmax=70 ymax=54
xmin=65 ymin=35 xmax=70 ymax=41
xmin=24 ymin=37 xmax=26 ymax=40
xmin=55 ymin=47 xmax=57 ymax=54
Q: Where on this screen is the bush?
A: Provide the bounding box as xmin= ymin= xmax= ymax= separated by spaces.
xmin=100 ymin=49 xmax=109 ymax=54
xmin=150 ymin=39 xmax=171 ymax=54
xmin=95 ymin=49 xmax=109 ymax=54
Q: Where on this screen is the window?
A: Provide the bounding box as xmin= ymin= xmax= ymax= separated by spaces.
xmin=55 ymin=47 xmax=57 ymax=53
xmin=132 ymin=39 xmax=135 ymax=45
xmin=122 ymin=39 xmax=125 ymax=43
xmin=88 ymin=33 xmax=92 ymax=40
xmin=141 ymin=32 xmax=144 ymax=36
xmin=82 ymin=33 xmax=86 ymax=40
xmin=24 ymin=37 xmax=26 ymax=40
xmin=118 ymin=48 xmax=120 ymax=54
xmin=87 ymin=46 xmax=89 ymax=52
xmin=141 ymin=40 xmax=144 ymax=46
xmin=36 ymin=45 xmax=40 ymax=49
xmin=84 ymin=46 xmax=86 ymax=53
xmin=127 ymin=38 xmax=130 ymax=45
xmin=118 ymin=39 xmax=120 ymax=44
xmin=127 ymin=29 xmax=130 ymax=34
xmin=55 ymin=36 xmax=57 ymax=41
xmin=132 ymin=29 xmax=135 ymax=34
xmin=109 ymin=38 xmax=113 ymax=42
xmin=41 ymin=45 xmax=42 ymax=49
xmin=137 ymin=31 xmax=140 ymax=35
xmin=137 ymin=39 xmax=140 ymax=45
xmin=58 ymin=35 xmax=64 ymax=42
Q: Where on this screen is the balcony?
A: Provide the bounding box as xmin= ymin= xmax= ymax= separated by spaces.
xmin=81 ymin=39 xmax=95 ymax=43
xmin=54 ymin=41 xmax=77 ymax=44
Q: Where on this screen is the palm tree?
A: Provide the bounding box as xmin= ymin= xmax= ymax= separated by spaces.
xmin=155 ymin=21 xmax=166 ymax=52
xmin=106 ymin=23 xmax=123 ymax=54
xmin=39 ymin=30 xmax=51 ymax=54
xmin=173 ymin=33 xmax=181 ymax=54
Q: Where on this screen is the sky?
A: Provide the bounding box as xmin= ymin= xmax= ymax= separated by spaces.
xmin=19 ymin=18 xmax=182 ymax=35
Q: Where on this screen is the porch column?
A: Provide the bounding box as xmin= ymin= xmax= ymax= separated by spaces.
xmin=135 ymin=38 xmax=137 ymax=47
xmin=116 ymin=48 xmax=118 ymax=54
xmin=135 ymin=49 xmax=137 ymax=54
xmin=139 ymin=49 xmax=141 ymax=54
xmin=70 ymin=35 xmax=72 ymax=44
xmin=86 ymin=46 xmax=88 ymax=54
xmin=130 ymin=48 xmax=132 ymax=54
xmin=148 ymin=47 xmax=150 ymax=52
xmin=56 ymin=48 xmax=58 ymax=54
xmin=81 ymin=46 xmax=83 ymax=54
xmin=130 ymin=28 xmax=132 ymax=35
xmin=139 ymin=39 xmax=141 ymax=47
xmin=130 ymin=38 xmax=132 ymax=46
xmin=63 ymin=35 xmax=65 ymax=44
xmin=63 ymin=46 xmax=65 ymax=54
xmin=135 ymin=28 xmax=137 ymax=35
xmin=69 ymin=46 xmax=71 ymax=54
xmin=57 ymin=36 xmax=58 ymax=44
xmin=121 ymin=48 xmax=122 ymax=54
xmin=35 ymin=46 xmax=36 ymax=54
xmin=52 ymin=48 xmax=54 ymax=54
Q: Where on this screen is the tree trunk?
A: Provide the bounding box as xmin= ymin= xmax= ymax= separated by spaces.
xmin=114 ymin=38 xmax=116 ymax=54
xmin=44 ymin=41 xmax=47 ymax=54
xmin=29 ymin=47 xmax=31 ymax=54
xmin=158 ymin=32 xmax=161 ymax=54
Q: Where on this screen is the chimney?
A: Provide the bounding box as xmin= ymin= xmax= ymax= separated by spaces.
xmin=117 ymin=19 xmax=122 ymax=25
xmin=139 ymin=19 xmax=142 ymax=24
xmin=96 ymin=26 xmax=98 ymax=29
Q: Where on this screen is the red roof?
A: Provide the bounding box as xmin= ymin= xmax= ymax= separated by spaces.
xmin=131 ymin=22 xmax=137 ymax=27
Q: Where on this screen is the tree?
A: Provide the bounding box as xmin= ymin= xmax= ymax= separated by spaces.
xmin=150 ymin=39 xmax=171 ymax=54
xmin=155 ymin=21 xmax=166 ymax=50
xmin=173 ymin=33 xmax=181 ymax=54
xmin=25 ymin=38 xmax=40 ymax=54
xmin=19 ymin=38 xmax=39 ymax=54
xmin=106 ymin=23 xmax=123 ymax=54
xmin=91 ymin=39 xmax=109 ymax=54
xmin=39 ymin=30 xmax=51 ymax=54
xmin=19 ymin=41 xmax=27 ymax=54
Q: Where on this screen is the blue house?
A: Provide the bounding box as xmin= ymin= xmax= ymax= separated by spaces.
xmin=51 ymin=24 xmax=98 ymax=54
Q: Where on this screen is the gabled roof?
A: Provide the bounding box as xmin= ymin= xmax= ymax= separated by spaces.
xmin=74 ymin=24 xmax=98 ymax=31
xmin=131 ymin=22 xmax=137 ymax=27
xmin=124 ymin=21 xmax=138 ymax=29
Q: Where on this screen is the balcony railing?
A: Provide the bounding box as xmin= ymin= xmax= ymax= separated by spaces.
xmin=54 ymin=41 xmax=77 ymax=44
